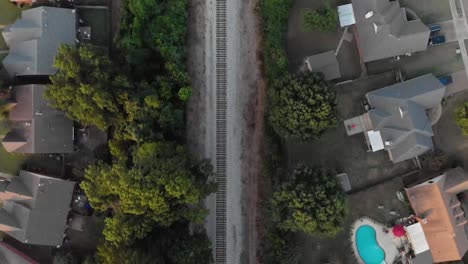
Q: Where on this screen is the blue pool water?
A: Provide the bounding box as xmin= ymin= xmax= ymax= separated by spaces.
xmin=356 ymin=225 xmax=386 ymax=264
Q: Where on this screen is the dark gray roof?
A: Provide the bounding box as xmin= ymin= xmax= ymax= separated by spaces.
xmin=366 ymin=74 xmax=445 ymax=163
xmin=351 ymin=0 xmax=430 ymax=62
xmin=305 ymin=51 xmax=342 ymax=80
xmin=0 ymin=171 xmax=75 ymax=246
xmin=1 ymin=6 xmax=76 ymax=77
xmin=2 ymin=84 xmax=74 ymax=154
xmin=412 ymin=250 xmax=434 ymax=264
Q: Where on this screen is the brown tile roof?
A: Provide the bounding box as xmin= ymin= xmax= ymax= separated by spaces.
xmin=406 ymin=167 xmax=468 ymax=262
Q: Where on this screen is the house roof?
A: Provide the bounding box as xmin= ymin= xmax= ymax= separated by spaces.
xmin=2 ymin=84 xmax=74 ymax=154
xmin=0 ymin=171 xmax=75 ymax=246
xmin=405 ymin=167 xmax=468 ymax=262
xmin=410 ymin=250 xmax=434 ymax=264
xmin=0 ymin=241 xmax=38 ymax=264
xmin=304 ymin=51 xmax=342 ymax=80
xmin=351 ymin=0 xmax=430 ymax=62
xmin=365 ymin=74 xmax=445 ymax=162
xmin=1 ymin=6 xmax=76 ymax=77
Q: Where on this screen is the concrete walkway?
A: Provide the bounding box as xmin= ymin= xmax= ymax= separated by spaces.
xmin=449 ymin=0 xmax=468 ymax=78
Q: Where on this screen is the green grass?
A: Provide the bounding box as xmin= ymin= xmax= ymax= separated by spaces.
xmin=0 ymin=0 xmax=26 ymax=50
xmin=0 ymin=144 xmax=26 ymax=175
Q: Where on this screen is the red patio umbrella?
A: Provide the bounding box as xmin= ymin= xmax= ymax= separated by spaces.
xmin=392 ymin=224 xmax=406 ymax=237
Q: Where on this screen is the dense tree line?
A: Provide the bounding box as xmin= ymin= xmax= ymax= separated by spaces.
xmin=47 ymin=45 xmax=185 ymax=142
xmin=81 ymin=141 xmax=215 ymax=245
xmin=46 ymin=0 xmax=215 ymax=263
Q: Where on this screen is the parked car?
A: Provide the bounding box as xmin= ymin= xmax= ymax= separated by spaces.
xmin=430 ymin=35 xmax=446 ymax=45
xmin=438 ymin=75 xmax=453 ymax=85
xmin=429 ymin=24 xmax=441 ymax=33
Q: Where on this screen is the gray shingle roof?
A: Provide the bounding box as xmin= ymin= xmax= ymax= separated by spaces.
xmin=351 ymin=0 xmax=430 ymax=62
xmin=1 ymin=6 xmax=76 ymax=77
xmin=2 ymin=84 xmax=74 ymax=154
xmin=305 ymin=51 xmax=342 ymax=80
xmin=366 ymin=74 xmax=445 ymax=162
xmin=0 ymin=171 xmax=75 ymax=246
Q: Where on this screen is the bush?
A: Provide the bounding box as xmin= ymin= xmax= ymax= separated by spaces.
xmin=272 ymin=164 xmax=346 ymax=236
xmin=269 ymin=72 xmax=337 ymax=140
xmin=303 ymin=5 xmax=338 ymax=32
xmin=261 ymin=0 xmax=293 ymax=78
xmin=456 ymin=102 xmax=468 ymax=135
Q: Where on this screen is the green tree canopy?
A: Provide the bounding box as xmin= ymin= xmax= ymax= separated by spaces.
xmin=81 ymin=141 xmax=215 ymax=244
xmin=456 ymin=102 xmax=468 ymax=135
xmin=97 ymin=224 xmax=213 ymax=264
xmin=272 ymin=164 xmax=346 ymax=236
xmin=269 ymin=72 xmax=337 ymax=140
xmin=47 ymin=45 xmax=186 ymax=142
xmin=47 ymin=45 xmax=129 ymax=130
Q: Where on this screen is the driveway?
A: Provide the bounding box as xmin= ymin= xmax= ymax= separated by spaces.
xmin=445 ymin=70 xmax=468 ymax=96
xmin=432 ymin=20 xmax=458 ymax=43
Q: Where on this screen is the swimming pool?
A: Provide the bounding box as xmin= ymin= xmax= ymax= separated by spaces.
xmin=356 ymin=225 xmax=386 ymax=264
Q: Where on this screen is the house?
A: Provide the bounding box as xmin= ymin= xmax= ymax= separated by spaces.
xmin=351 ymin=0 xmax=430 ymax=62
xmin=0 ymin=170 xmax=75 ymax=246
xmin=0 ymin=241 xmax=38 ymax=264
xmin=405 ymin=167 xmax=468 ymax=262
xmin=344 ymin=74 xmax=446 ymax=163
xmin=1 ymin=6 xmax=76 ymax=77
xmin=2 ymin=84 xmax=74 ymax=154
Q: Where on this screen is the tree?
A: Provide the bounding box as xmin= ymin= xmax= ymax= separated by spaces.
xmin=303 ymin=5 xmax=338 ymax=32
xmin=81 ymin=141 xmax=215 ymax=244
xmin=271 ymin=164 xmax=346 ymax=236
xmin=269 ymin=72 xmax=337 ymax=140
xmin=97 ymin=224 xmax=213 ymax=264
xmin=47 ymin=45 xmax=129 ymax=130
xmin=47 ymin=45 xmax=187 ymax=142
xmin=456 ymin=102 xmax=468 ymax=135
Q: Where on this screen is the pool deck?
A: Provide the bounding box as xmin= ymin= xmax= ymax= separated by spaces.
xmin=350 ymin=217 xmax=400 ymax=264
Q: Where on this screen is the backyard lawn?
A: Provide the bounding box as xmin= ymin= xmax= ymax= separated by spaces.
xmin=0 ymin=0 xmax=25 ymax=50
xmin=0 ymin=144 xmax=26 ymax=175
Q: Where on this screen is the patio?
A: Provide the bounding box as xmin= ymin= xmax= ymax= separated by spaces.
xmin=350 ymin=217 xmax=400 ymax=264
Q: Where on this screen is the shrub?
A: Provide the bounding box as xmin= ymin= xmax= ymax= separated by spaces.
xmin=456 ymin=102 xmax=468 ymax=135
xmin=303 ymin=5 xmax=338 ymax=32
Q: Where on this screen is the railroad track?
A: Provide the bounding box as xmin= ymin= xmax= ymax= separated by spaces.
xmin=215 ymin=0 xmax=227 ymax=263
